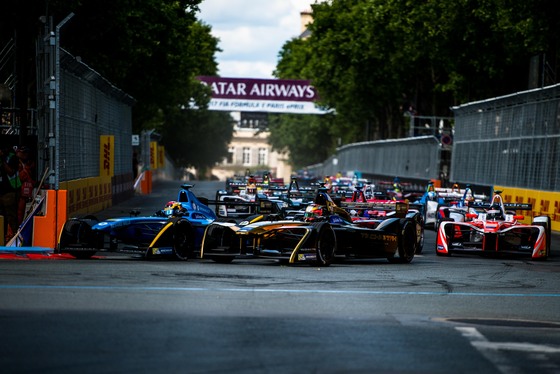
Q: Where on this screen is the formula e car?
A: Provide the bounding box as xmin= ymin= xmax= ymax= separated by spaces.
xmin=201 ymin=187 xmax=422 ymax=265
xmin=436 ymin=191 xmax=551 ymax=260
xmin=57 ymin=184 xmax=216 ymax=260
xmin=415 ymin=182 xmax=488 ymax=228
xmin=435 ymin=185 xmax=488 ymax=228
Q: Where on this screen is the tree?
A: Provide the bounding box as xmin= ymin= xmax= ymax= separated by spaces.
xmin=272 ymin=38 xmax=341 ymax=168
xmin=271 ymin=0 xmax=560 ymax=168
xmin=1 ymin=0 xmax=233 ymax=172
xmin=267 ymin=113 xmax=337 ymax=169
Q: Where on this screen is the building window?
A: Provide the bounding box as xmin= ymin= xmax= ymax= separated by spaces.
xmin=226 ymin=146 xmax=234 ymax=164
xmin=242 ymin=147 xmax=251 ymax=165
xmin=258 ymin=147 xmax=268 ymax=165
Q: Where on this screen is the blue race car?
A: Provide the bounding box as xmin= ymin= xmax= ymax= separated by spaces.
xmin=57 ymin=184 xmax=216 ymax=260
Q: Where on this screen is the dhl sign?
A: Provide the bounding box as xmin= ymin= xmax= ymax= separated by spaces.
xmin=495 ymin=185 xmax=560 ymax=232
xmin=99 ymin=135 xmax=114 ymax=177
xmin=150 ymin=141 xmax=158 ymax=170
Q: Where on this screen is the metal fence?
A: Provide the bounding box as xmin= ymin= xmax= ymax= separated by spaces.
xmin=306 ymin=135 xmax=442 ymax=183
xmin=56 ymin=49 xmax=135 ymax=182
xmin=451 ymin=84 xmax=560 ymax=191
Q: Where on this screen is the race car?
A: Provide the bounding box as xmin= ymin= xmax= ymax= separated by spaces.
xmin=416 ymin=181 xmax=445 ymax=227
xmin=201 ymin=186 xmax=421 ymax=266
xmin=215 ymin=177 xmax=318 ymax=220
xmin=342 ymin=199 xmax=425 ymax=254
xmin=57 ymin=184 xmax=216 ymax=260
xmin=436 ymin=191 xmax=551 ymax=259
xmin=215 ymin=175 xmax=286 ymax=218
xmin=415 ymin=182 xmax=488 ymax=228
xmin=436 ymin=185 xmax=487 ymax=228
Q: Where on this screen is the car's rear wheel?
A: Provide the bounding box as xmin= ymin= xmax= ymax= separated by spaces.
xmin=57 ymin=217 xmax=100 ymax=259
xmin=388 ymin=220 xmax=416 ymax=263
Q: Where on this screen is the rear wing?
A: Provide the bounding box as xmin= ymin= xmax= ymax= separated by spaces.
xmin=469 ymin=201 xmax=532 ymax=211
xmin=341 ymin=201 xmax=410 ymax=218
xmin=206 ymin=195 xmax=280 ymax=217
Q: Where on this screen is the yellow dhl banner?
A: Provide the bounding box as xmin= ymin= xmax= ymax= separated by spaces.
xmin=100 ymin=135 xmax=114 ymax=177
xmin=150 ymin=141 xmax=158 ymax=170
xmin=158 ymin=145 xmax=165 ymax=168
xmin=495 ymin=185 xmax=560 ymax=232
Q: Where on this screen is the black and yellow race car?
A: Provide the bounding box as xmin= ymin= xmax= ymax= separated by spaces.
xmin=201 ymin=187 xmax=423 ymax=266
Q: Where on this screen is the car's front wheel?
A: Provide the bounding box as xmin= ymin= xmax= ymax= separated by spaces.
xmin=311 ymin=222 xmax=336 ymax=267
xmin=173 ymin=219 xmax=195 ymax=261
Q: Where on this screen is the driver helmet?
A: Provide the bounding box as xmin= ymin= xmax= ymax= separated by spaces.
xmin=164 ymin=202 xmax=184 ymax=216
xmin=464 ymin=189 xmax=475 ymax=203
xmin=487 ymin=204 xmax=503 ymax=220
xmin=246 ymin=185 xmax=257 ymax=195
xmin=304 ymin=204 xmax=326 ymax=222
xmin=426 ymin=182 xmax=435 ymax=192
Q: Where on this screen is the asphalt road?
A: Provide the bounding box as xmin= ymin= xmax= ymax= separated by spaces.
xmin=1 ymin=180 xmax=559 ymax=374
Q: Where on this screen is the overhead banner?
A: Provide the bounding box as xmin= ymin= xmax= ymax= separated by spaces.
xmin=197 ymin=76 xmax=329 ymax=114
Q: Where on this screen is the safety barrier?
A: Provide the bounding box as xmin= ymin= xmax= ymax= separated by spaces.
xmin=495 ymin=185 xmax=560 ymax=231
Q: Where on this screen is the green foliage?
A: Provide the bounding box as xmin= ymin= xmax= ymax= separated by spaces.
xmin=267 ymin=113 xmax=338 ymax=169
xmin=270 ymin=0 xmax=559 ymax=167
xmin=1 ymin=0 xmax=232 ymax=172
xmin=158 ymin=105 xmax=234 ymax=170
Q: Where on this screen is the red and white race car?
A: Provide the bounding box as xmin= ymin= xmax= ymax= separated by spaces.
xmin=436 ymin=192 xmax=551 ymax=260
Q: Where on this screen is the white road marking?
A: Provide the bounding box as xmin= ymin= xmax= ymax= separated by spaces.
xmin=456 ymin=326 xmax=560 ymax=374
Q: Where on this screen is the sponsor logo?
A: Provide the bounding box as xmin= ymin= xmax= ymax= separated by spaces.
xmin=298 ymin=253 xmax=317 ymax=261
xmin=360 ymin=233 xmax=397 ymax=241
xmin=299 ymin=247 xmax=315 ymax=253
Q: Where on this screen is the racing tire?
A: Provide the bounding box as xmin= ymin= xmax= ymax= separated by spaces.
xmin=57 ymin=217 xmax=100 ymax=259
xmin=387 ymin=220 xmax=416 ymax=263
xmin=533 ymin=216 xmax=551 ymax=260
xmin=311 ymin=222 xmax=336 ymax=267
xmin=172 ymin=219 xmax=195 ymax=261
xmin=415 ymin=218 xmax=425 ymax=254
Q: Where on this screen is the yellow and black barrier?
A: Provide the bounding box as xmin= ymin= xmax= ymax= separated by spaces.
xmin=495 ymin=185 xmax=560 ymax=232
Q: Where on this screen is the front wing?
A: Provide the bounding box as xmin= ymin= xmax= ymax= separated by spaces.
xmin=201 ymin=219 xmax=407 ymax=264
xmin=57 ymin=217 xmax=193 ymax=259
xmin=436 ymin=221 xmax=547 ymax=259
xmin=201 ymin=221 xmax=322 ymax=263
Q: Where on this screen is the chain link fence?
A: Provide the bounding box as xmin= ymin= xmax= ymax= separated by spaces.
xmin=57 ymin=49 xmax=135 ymax=182
xmin=451 ymin=84 xmax=560 ymax=191
xmin=305 ymin=135 xmax=442 ymax=185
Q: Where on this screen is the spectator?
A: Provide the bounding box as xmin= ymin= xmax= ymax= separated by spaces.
xmin=16 ymin=145 xmax=36 ymax=224
xmin=0 ymin=146 xmax=19 ymax=241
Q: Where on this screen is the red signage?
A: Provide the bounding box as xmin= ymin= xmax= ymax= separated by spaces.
xmin=197 ymin=76 xmax=318 ymax=102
